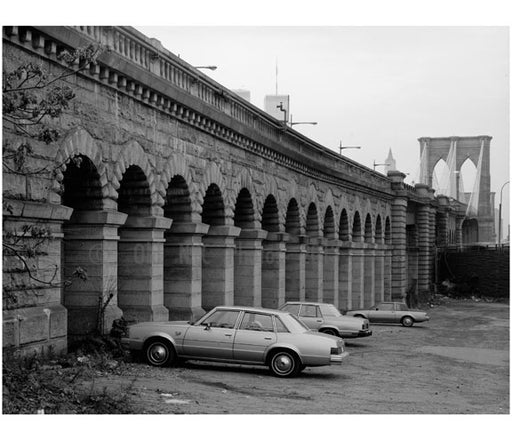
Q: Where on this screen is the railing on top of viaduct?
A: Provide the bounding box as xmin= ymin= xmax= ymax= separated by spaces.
xmin=5 ymin=25 xmax=417 ymax=198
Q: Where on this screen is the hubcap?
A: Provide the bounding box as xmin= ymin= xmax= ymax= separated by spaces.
xmin=274 ymin=354 xmax=293 ymax=374
xmin=149 ymin=344 xmax=168 ymax=364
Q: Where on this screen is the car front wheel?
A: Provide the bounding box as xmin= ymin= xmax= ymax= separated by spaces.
xmin=269 ymin=350 xmax=301 ymax=378
xmin=321 ymin=328 xmax=339 ymax=336
xmin=401 ymin=316 xmax=414 ymax=327
xmin=144 ymin=338 xmax=176 ymax=367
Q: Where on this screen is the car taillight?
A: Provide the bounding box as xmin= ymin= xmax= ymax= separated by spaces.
xmin=331 ymin=347 xmax=342 ymax=355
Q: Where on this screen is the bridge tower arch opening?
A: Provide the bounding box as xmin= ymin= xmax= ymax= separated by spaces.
xmin=462 ymin=218 xmax=479 ymax=244
xmin=419 ymin=136 xmax=494 ymax=242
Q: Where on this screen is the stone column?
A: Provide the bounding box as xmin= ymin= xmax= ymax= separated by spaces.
xmin=202 ymin=225 xmax=241 ymax=311
xmin=351 ymin=244 xmax=365 ymax=308
xmin=338 ymin=243 xmax=353 ymax=311
xmin=118 ymin=216 xmax=172 ymax=323
xmin=285 ymin=235 xmax=307 ymax=301
xmin=389 ymin=171 xmax=408 ymax=301
xmin=164 ymin=222 xmax=209 ymax=321
xmin=455 ymin=215 xmax=465 ymax=249
xmin=428 ymin=189 xmax=437 ymax=289
xmin=3 ymin=200 xmax=72 ymax=355
xmin=363 ymin=244 xmax=376 ymax=307
xmin=384 ymin=246 xmax=393 ymax=301
xmin=375 ymin=245 xmax=386 ymax=303
xmin=415 ymin=185 xmax=431 ymax=294
xmin=62 ymin=210 xmax=126 ymax=337
xmin=323 ymin=239 xmax=340 ymax=308
xmin=262 ymin=232 xmax=288 ymax=309
xmin=436 ymin=196 xmax=450 ymax=248
xmin=234 ymin=229 xmax=268 ymax=307
xmin=305 ymin=237 xmax=324 ymax=302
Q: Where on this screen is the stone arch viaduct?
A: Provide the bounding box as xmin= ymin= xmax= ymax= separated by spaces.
xmin=3 ymin=26 xmax=465 ymax=354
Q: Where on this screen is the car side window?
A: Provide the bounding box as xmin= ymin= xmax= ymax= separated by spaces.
xmin=281 ymin=304 xmax=300 ymax=315
xmin=301 ymin=305 xmax=317 ymax=318
xmin=240 ymin=312 xmax=274 ymax=332
xmin=397 ymin=303 xmax=408 ymax=311
xmin=201 ymin=310 xmax=240 ymax=329
xmin=274 ymin=317 xmax=289 ymax=333
xmin=379 ymin=303 xmax=394 ymax=311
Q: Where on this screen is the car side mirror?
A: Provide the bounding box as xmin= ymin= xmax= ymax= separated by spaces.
xmin=375 ymin=308 xmax=379 ymax=311
xmin=202 ymin=322 xmax=212 ymax=330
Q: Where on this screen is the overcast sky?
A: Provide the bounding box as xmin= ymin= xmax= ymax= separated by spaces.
xmin=137 ymin=26 xmax=509 ymax=226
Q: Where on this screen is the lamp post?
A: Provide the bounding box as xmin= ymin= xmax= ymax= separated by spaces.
xmin=373 ymin=160 xmax=387 ymax=171
xmin=193 ymin=66 xmax=217 ymax=71
xmin=289 ymin=114 xmax=317 ymax=127
xmin=339 ymin=140 xmax=361 ymax=155
xmin=498 ymin=180 xmax=509 ymax=245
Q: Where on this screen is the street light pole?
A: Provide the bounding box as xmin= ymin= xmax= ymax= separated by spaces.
xmin=289 ymin=114 xmax=318 ymax=127
xmin=498 ymin=180 xmax=509 ymax=245
xmin=193 ymin=65 xmax=217 ymax=71
xmin=339 ymin=140 xmax=361 ymax=155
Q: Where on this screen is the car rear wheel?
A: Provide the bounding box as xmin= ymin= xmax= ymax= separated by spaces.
xmin=321 ymin=328 xmax=339 ymax=337
xmin=269 ymin=350 xmax=301 ymax=378
xmin=144 ymin=338 xmax=177 ymax=367
xmin=401 ymin=316 xmax=414 ymax=327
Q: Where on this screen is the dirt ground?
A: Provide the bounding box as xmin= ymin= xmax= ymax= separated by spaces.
xmin=80 ymin=298 xmax=509 ymax=415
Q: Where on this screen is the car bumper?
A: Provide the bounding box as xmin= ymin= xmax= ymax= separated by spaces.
xmin=120 ymin=337 xmax=144 ymax=351
xmin=330 ymin=351 xmax=349 ymax=364
xmin=341 ymin=330 xmax=373 ymax=338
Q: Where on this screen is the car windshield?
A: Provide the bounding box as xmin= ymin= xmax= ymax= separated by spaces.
xmin=319 ymin=304 xmax=342 ymax=317
xmin=281 ymin=313 xmax=310 ymax=333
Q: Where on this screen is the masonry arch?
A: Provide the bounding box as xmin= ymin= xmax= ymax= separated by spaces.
xmin=432 ymin=158 xmax=450 ymax=196
xmin=462 ymin=218 xmax=479 ymax=243
xmin=352 ymin=211 xmax=362 ymax=242
xmin=285 ymin=198 xmax=302 ymax=236
xmin=339 ymin=208 xmax=350 ymax=241
xmin=459 ymin=158 xmax=477 ymax=203
xmin=116 ymin=165 xmax=157 ymax=321
xmin=375 ymin=215 xmax=383 ymax=244
xmin=385 ymin=216 xmax=392 ymax=244
xmin=261 ymin=194 xmax=280 ymax=233
xmin=364 ymin=213 xmax=373 ymax=243
xmin=306 ymin=203 xmax=320 ymax=237
xmin=323 ymin=206 xmax=335 ymax=239
xmin=61 ymin=154 xmax=121 ymax=337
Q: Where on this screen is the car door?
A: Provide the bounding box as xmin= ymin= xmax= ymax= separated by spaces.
xmin=299 ymin=305 xmax=323 ymax=330
xmin=182 ymin=309 xmax=240 ymax=360
xmin=233 ymin=312 xmax=277 ymax=363
xmin=369 ymin=303 xmax=396 ymax=323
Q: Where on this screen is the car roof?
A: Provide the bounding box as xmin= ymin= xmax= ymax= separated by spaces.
xmin=283 ymin=301 xmax=334 ymax=307
xmin=214 ymin=305 xmax=290 ymax=316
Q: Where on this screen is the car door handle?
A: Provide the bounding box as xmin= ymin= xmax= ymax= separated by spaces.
xmin=264 ymin=337 xmax=272 ymax=340
xmin=225 ymin=334 xmax=232 ymax=337
xmin=316 ymin=320 xmax=322 ymax=322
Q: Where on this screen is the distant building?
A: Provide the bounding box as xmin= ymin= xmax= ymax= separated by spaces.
xmin=264 ymin=95 xmax=289 ymax=123
xmin=384 ymin=148 xmax=397 ymax=173
xmin=232 ymin=89 xmax=251 ymax=102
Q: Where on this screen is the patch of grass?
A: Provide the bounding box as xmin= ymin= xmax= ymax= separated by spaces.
xmin=2 ymin=336 xmax=135 ymax=414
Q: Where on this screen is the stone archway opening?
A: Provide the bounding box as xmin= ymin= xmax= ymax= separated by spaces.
xmin=375 ymin=215 xmax=383 ymax=244
xmin=262 ymin=195 xmax=279 ymax=233
xmin=352 ymin=211 xmax=362 ymax=242
xmin=364 ymin=214 xmax=373 ymax=243
xmin=62 ymin=155 xmax=123 ymax=338
xmin=323 ymin=206 xmax=335 ymax=239
xmin=462 ymin=218 xmax=479 ymax=243
xmin=117 ymin=165 xmax=166 ymax=323
xmin=339 ymin=209 xmax=350 ymax=241
xmin=305 ymin=203 xmax=321 ymax=301
xmin=234 ymin=188 xmax=264 ymax=306
xmin=285 ymin=198 xmax=303 ymax=302
xmin=385 ymin=217 xmax=392 ymax=244
xmin=202 ymin=184 xmax=226 ymax=226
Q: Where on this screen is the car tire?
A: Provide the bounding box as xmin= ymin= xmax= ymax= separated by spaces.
xmin=321 ymin=328 xmax=339 ymax=337
xmin=401 ymin=316 xmax=414 ymax=327
xmin=144 ymin=338 xmax=177 ymax=367
xmin=269 ymin=350 xmax=301 ymax=378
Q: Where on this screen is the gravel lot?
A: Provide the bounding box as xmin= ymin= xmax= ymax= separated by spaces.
xmin=80 ymin=298 xmax=509 ymax=415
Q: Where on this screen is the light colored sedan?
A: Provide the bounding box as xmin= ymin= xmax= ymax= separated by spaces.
xmin=346 ymin=302 xmax=430 ymax=327
xmin=280 ymin=301 xmax=372 ymax=338
xmin=121 ymin=305 xmax=348 ymax=378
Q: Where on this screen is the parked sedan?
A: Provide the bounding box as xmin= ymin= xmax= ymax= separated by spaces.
xmin=280 ymin=301 xmax=372 ymax=338
xmin=121 ymin=306 xmax=348 ymax=378
xmin=346 ymin=302 xmax=430 ymax=327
